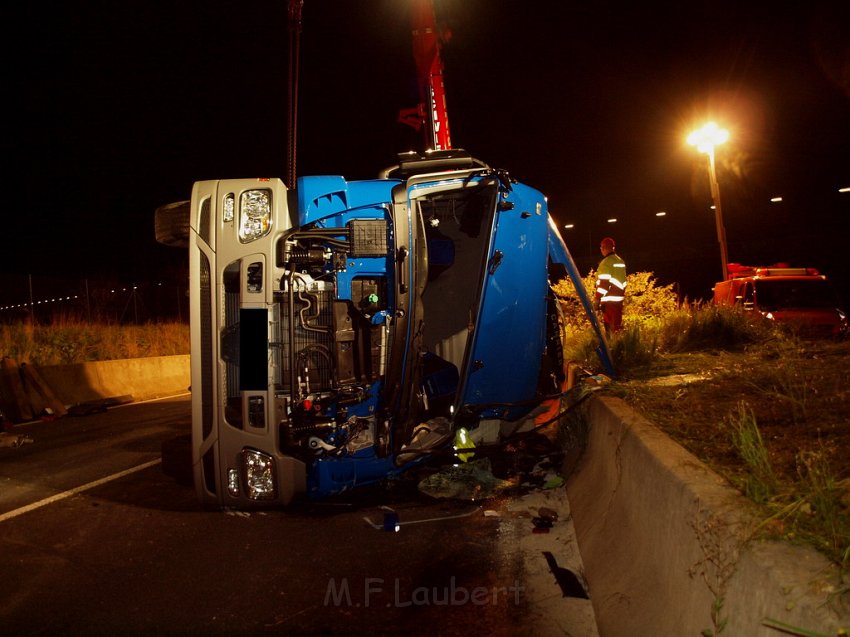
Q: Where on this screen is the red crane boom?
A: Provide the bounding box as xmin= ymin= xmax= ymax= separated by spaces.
xmin=409 ymin=0 xmax=452 ymax=151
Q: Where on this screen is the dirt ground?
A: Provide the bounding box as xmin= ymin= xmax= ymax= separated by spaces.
xmin=608 ymin=337 xmax=850 ymax=561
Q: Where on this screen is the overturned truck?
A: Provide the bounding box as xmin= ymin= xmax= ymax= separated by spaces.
xmin=156 ymin=149 xmax=610 ymax=508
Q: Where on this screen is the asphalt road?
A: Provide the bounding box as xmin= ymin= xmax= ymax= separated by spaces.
xmin=0 ymin=396 xmax=597 ymax=636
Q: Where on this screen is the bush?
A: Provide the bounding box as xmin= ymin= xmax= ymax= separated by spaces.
xmin=553 ymin=271 xmax=781 ymax=378
xmin=552 ymin=270 xmax=679 ymax=331
xmin=554 ymin=270 xmax=678 ymax=375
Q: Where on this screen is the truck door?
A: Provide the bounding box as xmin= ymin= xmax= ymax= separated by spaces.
xmin=456 ymin=179 xmax=551 ymax=420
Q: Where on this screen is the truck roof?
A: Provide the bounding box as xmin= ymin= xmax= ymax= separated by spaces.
xmin=726 ymin=263 xmax=823 ymax=280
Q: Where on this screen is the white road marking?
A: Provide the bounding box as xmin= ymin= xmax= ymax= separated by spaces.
xmin=0 ymin=458 xmax=161 ymax=523
xmin=362 ymin=506 xmax=479 ymax=530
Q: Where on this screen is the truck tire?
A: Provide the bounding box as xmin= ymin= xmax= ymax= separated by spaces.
xmin=155 ymin=200 xmax=191 ymax=248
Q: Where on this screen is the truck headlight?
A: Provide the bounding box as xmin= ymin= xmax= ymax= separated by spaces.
xmin=241 ymin=448 xmax=276 ymax=500
xmin=239 ymin=189 xmax=272 ymax=243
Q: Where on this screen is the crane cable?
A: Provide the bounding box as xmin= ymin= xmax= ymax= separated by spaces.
xmin=287 ymin=0 xmax=304 ymax=189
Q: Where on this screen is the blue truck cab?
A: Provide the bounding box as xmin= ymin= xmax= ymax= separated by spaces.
xmin=179 ymin=150 xmax=605 ymax=507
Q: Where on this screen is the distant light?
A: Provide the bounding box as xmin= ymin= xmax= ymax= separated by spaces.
xmin=710 ymin=205 xmax=716 ymax=210
xmin=655 ymin=211 xmax=667 ymax=217
xmin=770 ymin=197 xmax=783 ymax=203
xmin=607 ymin=218 xmax=617 ymax=223
xmin=839 ymin=187 xmax=850 ymax=193
xmin=564 ymin=223 xmax=574 ymax=229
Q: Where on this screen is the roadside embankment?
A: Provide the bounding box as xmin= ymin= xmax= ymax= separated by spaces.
xmin=565 ymin=395 xmax=847 ymax=636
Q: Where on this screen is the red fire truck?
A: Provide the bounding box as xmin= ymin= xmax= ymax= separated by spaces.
xmin=713 ymin=263 xmax=848 ymax=338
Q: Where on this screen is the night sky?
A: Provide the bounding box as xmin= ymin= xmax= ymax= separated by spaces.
xmin=13 ymin=0 xmax=850 ymax=307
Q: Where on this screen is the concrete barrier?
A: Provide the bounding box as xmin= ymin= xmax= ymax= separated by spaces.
xmin=36 ymin=355 xmax=190 ymax=406
xmin=565 ymin=395 xmax=848 ymax=636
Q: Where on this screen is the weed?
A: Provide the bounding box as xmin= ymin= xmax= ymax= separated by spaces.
xmin=689 ymin=507 xmax=741 ymax=637
xmin=607 ymin=324 xmax=659 ymax=378
xmin=794 ymin=449 xmax=850 ymax=561
xmin=744 ymin=339 xmax=815 ymax=425
xmin=561 ymin=325 xmax=601 ymax=370
xmin=1 ymin=322 xmax=35 ymax=361
xmin=663 ymin=304 xmax=769 ymax=353
xmin=761 ymin=617 xmax=841 ymax=637
xmin=724 ymin=402 xmax=778 ymax=504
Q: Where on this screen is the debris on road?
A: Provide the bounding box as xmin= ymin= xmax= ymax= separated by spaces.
xmin=417 ymin=458 xmax=513 ymax=501
xmin=0 ymin=432 xmax=34 ymax=448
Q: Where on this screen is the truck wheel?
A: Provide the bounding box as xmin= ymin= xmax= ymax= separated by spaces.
xmin=161 ymin=433 xmax=193 ymax=485
xmin=155 ymin=200 xmax=191 ymax=247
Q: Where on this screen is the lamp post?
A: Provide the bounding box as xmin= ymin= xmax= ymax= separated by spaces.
xmin=688 ymin=122 xmax=730 ymax=280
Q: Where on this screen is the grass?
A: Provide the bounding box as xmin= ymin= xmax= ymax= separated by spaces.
xmin=0 ymin=319 xmax=189 ymax=365
xmin=724 ymin=401 xmax=778 ymax=504
xmin=744 ymin=339 xmax=815 ymax=426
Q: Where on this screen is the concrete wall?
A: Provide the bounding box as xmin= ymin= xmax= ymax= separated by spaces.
xmin=566 ymin=396 xmax=847 ymax=636
xmin=36 ymin=355 xmax=190 ymax=406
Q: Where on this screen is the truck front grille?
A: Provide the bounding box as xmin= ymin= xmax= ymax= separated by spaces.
xmin=200 ymin=253 xmax=213 ymax=438
xmin=280 ymin=289 xmax=334 ymax=393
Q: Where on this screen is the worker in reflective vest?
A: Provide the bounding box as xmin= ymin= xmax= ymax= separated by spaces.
xmin=595 ymin=237 xmax=626 ymax=334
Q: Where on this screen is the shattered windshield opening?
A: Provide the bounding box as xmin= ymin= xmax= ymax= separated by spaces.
xmin=417 ymin=183 xmax=497 ymax=417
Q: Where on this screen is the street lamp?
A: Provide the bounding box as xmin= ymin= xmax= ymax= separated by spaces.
xmin=688 ymin=122 xmax=730 ymax=280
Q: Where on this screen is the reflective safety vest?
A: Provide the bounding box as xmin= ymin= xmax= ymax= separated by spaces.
xmin=596 ymin=253 xmax=627 ymax=303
